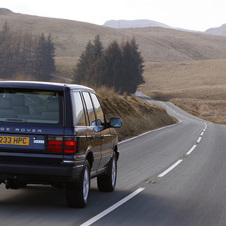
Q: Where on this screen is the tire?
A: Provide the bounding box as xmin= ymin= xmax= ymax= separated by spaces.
xmin=97 ymin=152 xmax=117 ymax=192
xmin=65 ymin=160 xmax=90 ymax=208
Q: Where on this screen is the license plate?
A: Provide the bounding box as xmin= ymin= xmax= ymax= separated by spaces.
xmin=0 ymin=136 xmax=30 ymax=146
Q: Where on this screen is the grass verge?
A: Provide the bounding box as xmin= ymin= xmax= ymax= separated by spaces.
xmin=97 ymin=87 xmax=177 ymax=141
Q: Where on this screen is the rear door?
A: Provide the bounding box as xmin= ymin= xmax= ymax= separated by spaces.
xmin=82 ymin=92 xmax=102 ymax=171
xmin=90 ymin=93 xmax=114 ymax=168
xmin=0 ymin=89 xmax=65 ymax=165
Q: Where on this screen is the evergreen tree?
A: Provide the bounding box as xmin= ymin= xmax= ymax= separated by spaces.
xmin=0 ymin=23 xmax=14 ymax=78
xmin=73 ymin=35 xmax=144 ymax=94
xmin=73 ymin=35 xmax=103 ymax=84
xmin=122 ymin=37 xmax=144 ymax=94
xmin=0 ymin=23 xmax=56 ymax=80
xmin=93 ymin=35 xmax=104 ymax=58
xmin=19 ymin=33 xmax=36 ymax=75
xmin=73 ymin=40 xmax=94 ymax=83
xmin=34 ymin=33 xmax=55 ymax=80
xmin=46 ymin=34 xmax=56 ymax=74
xmin=100 ymin=41 xmax=124 ymax=89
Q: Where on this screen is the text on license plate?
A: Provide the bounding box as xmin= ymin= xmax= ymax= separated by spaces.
xmin=0 ymin=136 xmax=30 ymax=146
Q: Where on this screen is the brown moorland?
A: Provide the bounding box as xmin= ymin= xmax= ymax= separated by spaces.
xmin=140 ymin=59 xmax=226 ymax=124
xmin=1 ymin=9 xmax=226 ymax=124
xmin=2 ymin=9 xmax=226 ymax=62
xmin=96 ymin=87 xmax=177 ymax=141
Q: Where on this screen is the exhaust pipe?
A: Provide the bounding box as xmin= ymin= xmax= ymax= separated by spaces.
xmin=4 ymin=179 xmax=10 ymax=189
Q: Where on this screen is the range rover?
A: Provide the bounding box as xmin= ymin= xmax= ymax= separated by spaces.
xmin=0 ymin=81 xmax=122 ymax=208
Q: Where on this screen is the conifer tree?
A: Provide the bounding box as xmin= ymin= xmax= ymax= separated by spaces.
xmin=34 ymin=33 xmax=55 ymax=80
xmin=73 ymin=35 xmax=103 ymax=84
xmin=122 ymin=37 xmax=144 ymax=94
xmin=73 ymin=35 xmax=144 ymax=94
xmin=100 ymin=41 xmax=124 ymax=89
xmin=93 ymin=35 xmax=104 ymax=58
xmin=0 ymin=23 xmax=55 ymax=80
xmin=0 ymin=22 xmax=14 ymax=78
xmin=46 ymin=34 xmax=55 ymax=74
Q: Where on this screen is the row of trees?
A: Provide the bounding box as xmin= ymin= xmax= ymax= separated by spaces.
xmin=0 ymin=22 xmax=55 ymax=80
xmin=73 ymin=35 xmax=144 ymax=94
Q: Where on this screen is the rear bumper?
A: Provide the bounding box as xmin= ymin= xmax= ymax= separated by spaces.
xmin=0 ymin=162 xmax=84 ymax=184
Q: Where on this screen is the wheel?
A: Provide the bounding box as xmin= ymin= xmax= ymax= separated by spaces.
xmin=65 ymin=160 xmax=90 ymax=208
xmin=97 ymin=152 xmax=117 ymax=192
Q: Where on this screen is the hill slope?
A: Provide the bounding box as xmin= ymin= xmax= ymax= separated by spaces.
xmin=98 ymin=91 xmax=177 ymax=141
xmin=140 ymin=59 xmax=226 ymax=123
xmin=1 ymin=9 xmax=226 ymax=61
xmin=206 ymin=24 xmax=226 ymax=36
xmin=103 ymin=19 xmax=171 ymax=29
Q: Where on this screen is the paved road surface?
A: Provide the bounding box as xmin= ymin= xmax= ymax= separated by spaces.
xmin=0 ymin=98 xmax=224 ymax=225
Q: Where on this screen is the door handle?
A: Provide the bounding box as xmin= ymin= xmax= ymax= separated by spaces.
xmin=89 ymin=135 xmax=94 ymax=140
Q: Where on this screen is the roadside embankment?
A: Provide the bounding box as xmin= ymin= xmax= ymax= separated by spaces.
xmin=98 ymin=91 xmax=177 ymax=141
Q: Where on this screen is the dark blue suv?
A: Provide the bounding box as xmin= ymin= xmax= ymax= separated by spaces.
xmin=0 ymin=81 xmax=122 ymax=208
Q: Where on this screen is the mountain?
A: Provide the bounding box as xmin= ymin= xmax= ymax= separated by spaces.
xmin=103 ymin=19 xmax=171 ymax=29
xmin=0 ymin=8 xmax=13 ymax=15
xmin=205 ymin=24 xmax=226 ymax=36
xmin=1 ymin=9 xmax=226 ymax=62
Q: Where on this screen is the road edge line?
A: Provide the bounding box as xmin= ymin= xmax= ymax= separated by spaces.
xmin=119 ymin=121 xmax=182 ymax=145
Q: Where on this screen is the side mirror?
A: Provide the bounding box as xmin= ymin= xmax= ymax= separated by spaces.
xmin=109 ymin=117 xmax=122 ymax=128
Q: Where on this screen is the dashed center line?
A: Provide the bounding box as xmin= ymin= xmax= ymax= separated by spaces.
xmin=157 ymin=122 xmax=207 ymax=178
xmin=158 ymin=160 xmax=183 ymax=178
xmin=186 ymin=144 xmax=197 ymax=155
xmin=81 ymin=121 xmax=208 ymax=225
xmin=197 ymin=137 xmax=202 ymax=143
xmin=80 ymin=188 xmax=145 ymax=226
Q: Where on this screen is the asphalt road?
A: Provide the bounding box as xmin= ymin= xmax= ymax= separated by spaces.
xmin=0 ymin=98 xmax=225 ymax=225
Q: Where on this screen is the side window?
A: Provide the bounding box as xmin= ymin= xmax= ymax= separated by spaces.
xmin=72 ymin=92 xmax=86 ymax=126
xmin=83 ymin=92 xmax=96 ymax=126
xmin=90 ymin=93 xmax=105 ymax=125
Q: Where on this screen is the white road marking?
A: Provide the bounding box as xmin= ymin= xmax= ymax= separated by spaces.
xmin=119 ymin=121 xmax=181 ymax=145
xmin=80 ymin=188 xmax=145 ymax=226
xmin=197 ymin=137 xmax=202 ymax=143
xmin=186 ymin=144 xmax=197 ymax=155
xmin=158 ymin=160 xmax=183 ymax=178
xmin=158 ymin=122 xmax=207 ymax=178
xmin=88 ymin=103 xmax=208 ymax=224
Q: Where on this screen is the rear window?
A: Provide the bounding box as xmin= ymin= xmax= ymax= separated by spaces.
xmin=0 ymin=89 xmax=63 ymax=125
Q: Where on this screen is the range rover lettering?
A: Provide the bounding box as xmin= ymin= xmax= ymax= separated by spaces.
xmin=0 ymin=81 xmax=122 ymax=208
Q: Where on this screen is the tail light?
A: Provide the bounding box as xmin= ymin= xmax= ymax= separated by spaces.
xmin=47 ymin=137 xmax=77 ymax=154
xmin=48 ymin=140 xmax=63 ymax=153
xmin=64 ymin=141 xmax=77 ymax=154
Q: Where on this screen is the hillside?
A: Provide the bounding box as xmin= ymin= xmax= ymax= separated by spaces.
xmin=103 ymin=19 xmax=171 ymax=29
xmin=98 ymin=89 xmax=177 ymax=141
xmin=140 ymin=59 xmax=226 ymax=124
xmin=206 ymin=24 xmax=226 ymax=36
xmin=2 ymin=9 xmax=226 ymax=62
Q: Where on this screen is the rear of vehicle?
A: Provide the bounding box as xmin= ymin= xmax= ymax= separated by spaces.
xmin=0 ymin=81 xmax=122 ymax=208
xmin=0 ymin=82 xmax=80 ymax=188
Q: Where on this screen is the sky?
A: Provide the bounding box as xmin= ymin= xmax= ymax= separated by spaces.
xmin=1 ymin=0 xmax=226 ymax=31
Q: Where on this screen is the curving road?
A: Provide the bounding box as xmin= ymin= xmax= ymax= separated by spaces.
xmin=0 ymin=97 xmax=225 ymax=225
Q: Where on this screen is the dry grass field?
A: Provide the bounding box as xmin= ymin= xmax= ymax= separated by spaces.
xmin=140 ymin=59 xmax=226 ymax=124
xmin=55 ymin=57 xmax=78 ymax=77
xmin=97 ymin=87 xmax=177 ymax=141
xmin=2 ymin=10 xmax=226 ymax=62
xmin=2 ymin=9 xmax=226 ymax=124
